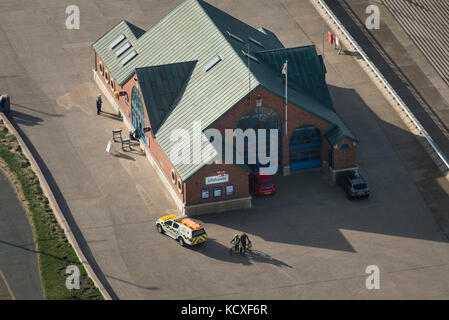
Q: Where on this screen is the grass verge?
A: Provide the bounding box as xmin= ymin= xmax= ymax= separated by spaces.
xmin=0 ymin=121 xmax=103 ymax=300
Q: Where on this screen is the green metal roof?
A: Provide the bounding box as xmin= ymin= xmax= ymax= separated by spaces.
xmin=92 ymin=0 xmax=358 ymax=181
xmin=136 ymin=61 xmax=197 ymax=134
xmin=256 ymin=46 xmax=333 ymax=110
xmin=92 ymin=20 xmax=143 ymax=84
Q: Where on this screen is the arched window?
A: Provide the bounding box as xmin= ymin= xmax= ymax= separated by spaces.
xmin=177 ymin=179 xmax=183 ymax=193
xmin=236 ymin=106 xmax=282 ymax=172
xmin=131 ymin=86 xmax=144 ymax=114
xmin=237 ymin=106 xmax=282 ymax=131
xmin=340 ymin=144 xmax=349 ymax=150
xmin=171 ymin=169 xmax=176 ymax=183
xmin=131 ymin=86 xmax=145 ymax=139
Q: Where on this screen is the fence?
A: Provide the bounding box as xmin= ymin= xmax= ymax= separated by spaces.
xmin=315 ymin=0 xmax=449 ymax=171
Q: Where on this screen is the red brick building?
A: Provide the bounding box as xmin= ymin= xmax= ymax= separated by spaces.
xmin=92 ymin=0 xmax=358 ymax=214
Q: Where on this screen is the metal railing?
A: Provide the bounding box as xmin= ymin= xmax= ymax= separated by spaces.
xmin=316 ymin=0 xmax=449 ymax=170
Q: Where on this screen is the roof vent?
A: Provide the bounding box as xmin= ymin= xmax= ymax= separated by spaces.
xmin=115 ymin=42 xmax=131 ymax=57
xmin=242 ymin=50 xmax=259 ymax=63
xmin=248 ymin=37 xmax=263 ymax=48
xmin=226 ymin=31 xmax=244 ymax=43
xmin=204 ymin=55 xmax=222 ymax=72
xmin=110 ymin=34 xmax=126 ymax=49
xmin=257 ymin=27 xmax=267 ymax=35
xmin=121 ymin=50 xmax=137 ymax=65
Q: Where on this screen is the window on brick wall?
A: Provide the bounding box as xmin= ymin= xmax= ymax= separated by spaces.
xmin=213 ymin=186 xmax=222 ymax=198
xmin=171 ymin=169 xmax=176 ymax=183
xmin=99 ymin=63 xmax=104 ymax=75
xmin=201 ymin=188 xmax=210 ymax=199
xmin=225 ymin=184 xmax=234 ymax=196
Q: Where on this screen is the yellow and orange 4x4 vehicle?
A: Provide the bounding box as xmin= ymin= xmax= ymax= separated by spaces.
xmin=156 ymin=215 xmax=207 ymax=247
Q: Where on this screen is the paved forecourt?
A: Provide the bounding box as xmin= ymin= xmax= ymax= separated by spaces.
xmin=0 ymin=0 xmax=448 ymax=299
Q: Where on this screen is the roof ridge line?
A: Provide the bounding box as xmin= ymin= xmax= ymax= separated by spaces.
xmin=151 ymin=61 xmax=198 ymax=135
xmin=196 ymin=0 xmax=259 ymax=84
xmin=135 ymin=60 xmax=197 ymax=71
xmin=255 ymin=44 xmax=316 ymax=54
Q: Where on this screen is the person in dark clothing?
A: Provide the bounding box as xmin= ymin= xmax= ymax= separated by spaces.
xmin=96 ymin=95 xmax=102 ymax=115
xmin=240 ymin=233 xmax=250 ymax=253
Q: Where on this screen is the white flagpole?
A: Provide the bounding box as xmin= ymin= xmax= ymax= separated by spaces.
xmin=285 ymin=60 xmax=288 ymax=136
xmin=248 ymin=44 xmax=251 ymax=107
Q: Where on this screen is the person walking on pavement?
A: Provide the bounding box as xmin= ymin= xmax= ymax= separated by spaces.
xmin=231 ymin=234 xmax=240 ymax=253
xmin=96 ymin=94 xmax=102 ymax=115
xmin=240 ymin=233 xmax=251 ymax=253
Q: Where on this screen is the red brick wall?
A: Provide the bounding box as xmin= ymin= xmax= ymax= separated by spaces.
xmin=95 ymin=54 xmax=185 ymax=203
xmin=331 ymin=138 xmax=356 ymax=169
xmin=185 ymin=164 xmax=249 ymax=206
xmin=95 ymin=55 xmax=356 ymax=207
xmin=209 ymin=86 xmax=357 ymax=170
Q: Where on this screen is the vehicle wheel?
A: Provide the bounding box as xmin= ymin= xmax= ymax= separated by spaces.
xmin=178 ymin=237 xmax=185 ymax=247
xmin=347 ymin=193 xmax=352 ymax=200
xmin=157 ymin=224 xmax=163 ymax=234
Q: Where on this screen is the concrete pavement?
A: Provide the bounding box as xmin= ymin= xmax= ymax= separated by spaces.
xmin=0 ymin=270 xmax=14 ymax=300
xmin=0 ymin=0 xmax=448 ymax=299
xmin=322 ymin=0 xmax=449 ymax=171
xmin=0 ymin=170 xmax=43 ymax=299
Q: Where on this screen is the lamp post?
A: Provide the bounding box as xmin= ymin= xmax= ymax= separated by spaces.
xmin=256 ymin=94 xmax=262 ymax=107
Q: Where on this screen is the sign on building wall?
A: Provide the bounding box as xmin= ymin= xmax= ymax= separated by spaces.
xmin=205 ymin=174 xmax=229 ymax=185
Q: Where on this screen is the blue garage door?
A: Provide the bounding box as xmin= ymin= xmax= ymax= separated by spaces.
xmin=289 ymin=125 xmax=322 ymax=171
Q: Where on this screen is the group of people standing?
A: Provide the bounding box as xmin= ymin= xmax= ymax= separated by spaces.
xmin=231 ymin=233 xmax=251 ymax=254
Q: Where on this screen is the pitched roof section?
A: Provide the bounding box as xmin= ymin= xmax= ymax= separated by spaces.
xmin=92 ymin=0 xmax=358 ymax=180
xmin=92 ymin=20 xmax=142 ymax=83
xmin=256 ymin=46 xmax=334 ymax=110
xmin=136 ymin=61 xmax=197 ymax=134
xmin=197 ymin=0 xmax=284 ymax=50
xmin=124 ymin=21 xmax=146 ymax=39
xmin=198 ymin=1 xmax=356 ymax=142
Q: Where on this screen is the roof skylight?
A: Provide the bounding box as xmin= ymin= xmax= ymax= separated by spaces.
xmin=248 ymin=37 xmax=263 ymax=48
xmin=242 ymin=50 xmax=259 ymax=63
xmin=204 ymin=55 xmax=222 ymax=72
xmin=110 ymin=34 xmax=126 ymax=49
xmin=226 ymin=31 xmax=244 ymax=43
xmin=257 ymin=27 xmax=268 ymax=35
xmin=121 ymin=50 xmax=137 ymax=65
xmin=115 ymin=42 xmax=131 ymax=57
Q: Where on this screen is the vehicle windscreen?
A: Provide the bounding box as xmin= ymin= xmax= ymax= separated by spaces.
xmin=354 ymin=183 xmax=367 ymax=190
xmin=260 ymin=181 xmax=273 ymax=187
xmin=192 ymin=229 xmax=206 ymax=238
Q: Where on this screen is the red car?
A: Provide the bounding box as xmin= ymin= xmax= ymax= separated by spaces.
xmin=249 ymin=172 xmax=276 ymax=196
